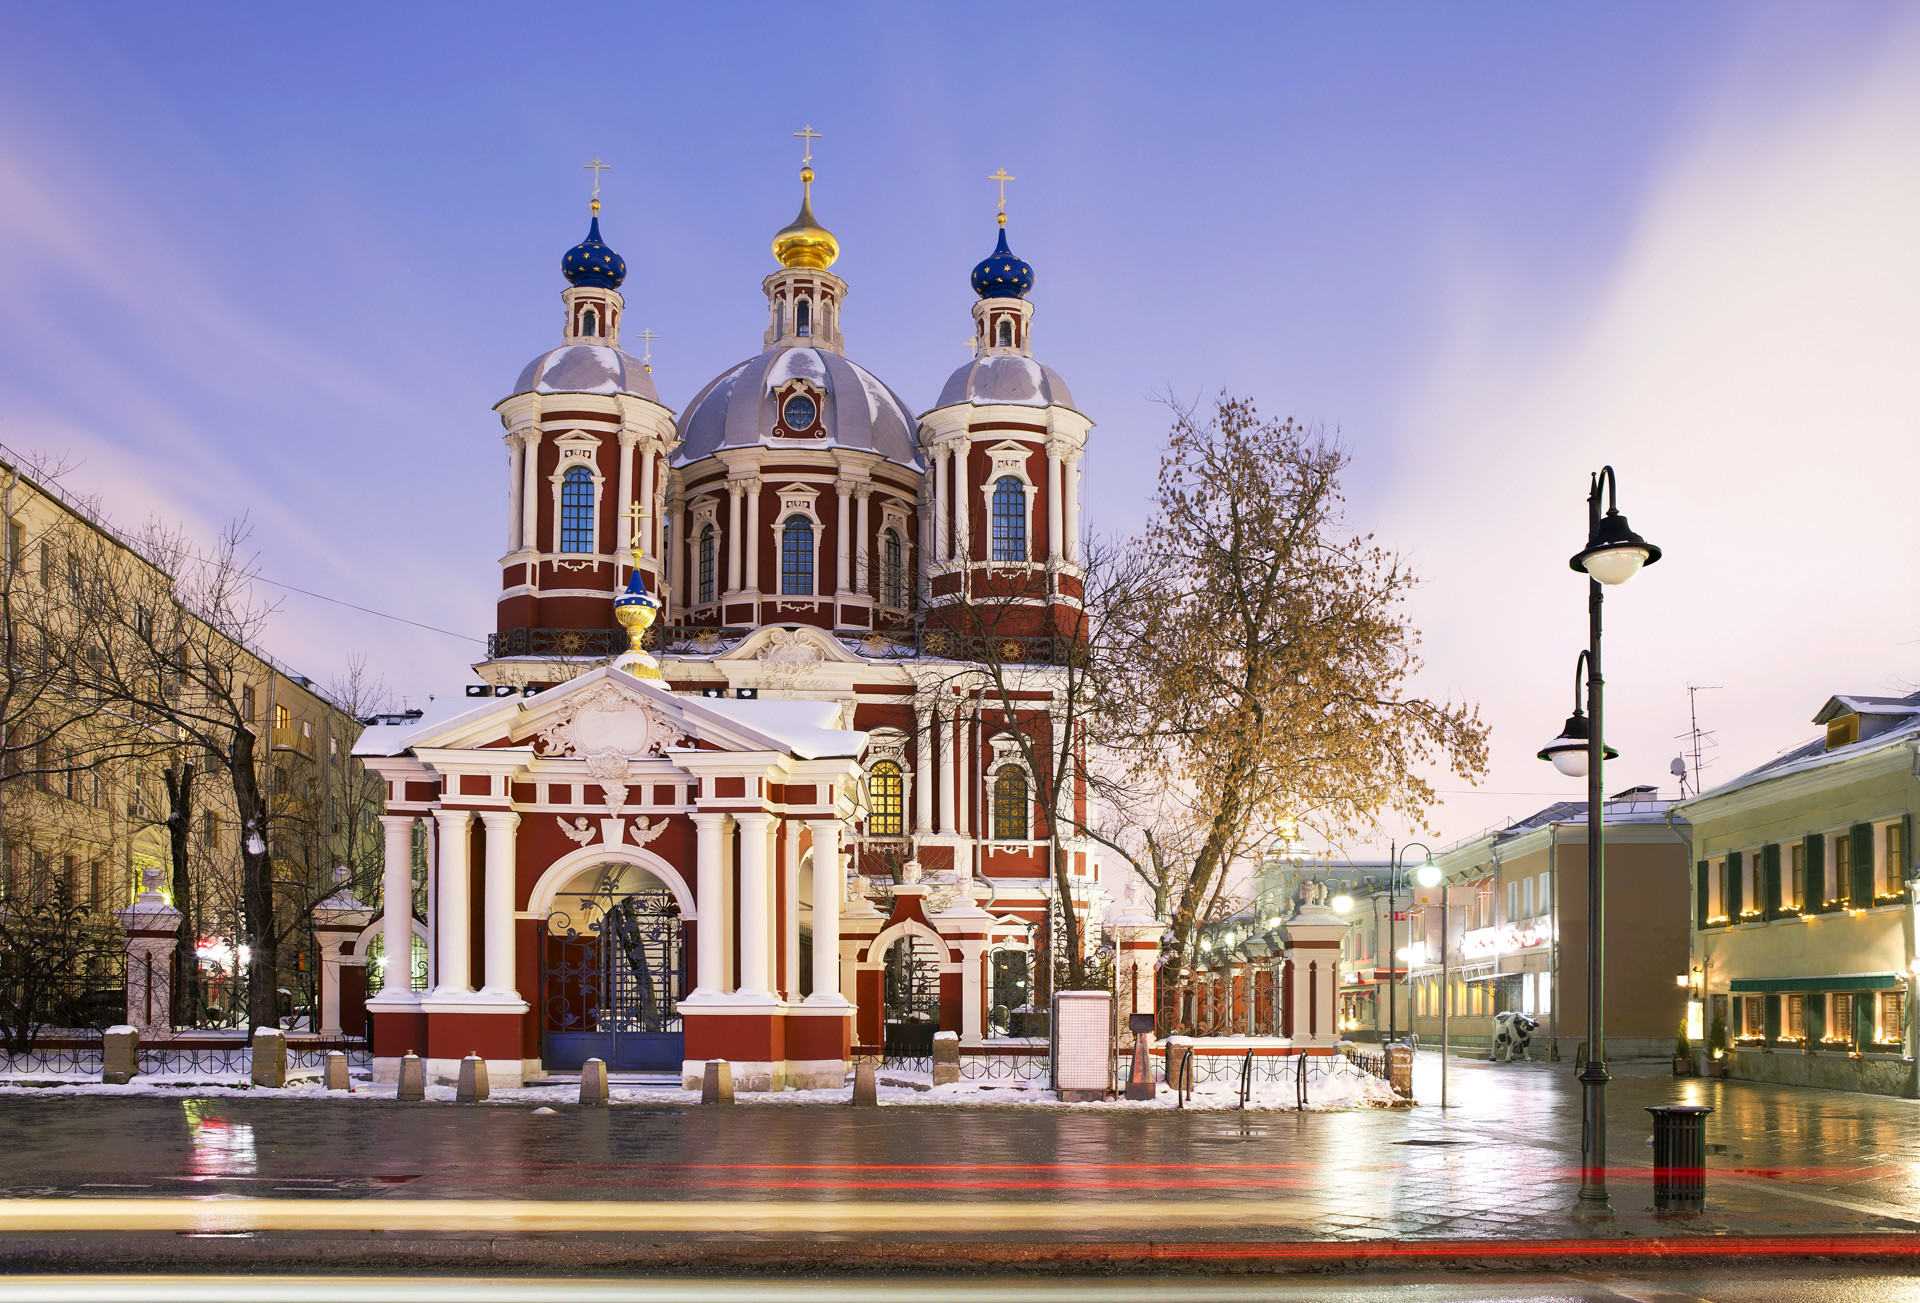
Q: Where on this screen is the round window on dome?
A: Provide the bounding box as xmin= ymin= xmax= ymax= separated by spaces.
xmin=782 ymin=394 xmax=818 ymax=431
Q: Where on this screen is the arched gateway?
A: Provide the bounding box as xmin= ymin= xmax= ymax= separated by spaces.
xmin=355 ymin=668 xmax=865 ymax=1090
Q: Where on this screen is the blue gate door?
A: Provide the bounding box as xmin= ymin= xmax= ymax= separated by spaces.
xmin=542 ymin=885 xmax=686 ymax=1073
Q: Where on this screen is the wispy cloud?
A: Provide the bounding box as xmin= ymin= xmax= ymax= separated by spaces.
xmin=1387 ymin=14 xmax=1920 ymax=836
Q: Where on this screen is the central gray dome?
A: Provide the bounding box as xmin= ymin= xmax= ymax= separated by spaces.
xmin=674 ymin=346 xmax=922 ymax=468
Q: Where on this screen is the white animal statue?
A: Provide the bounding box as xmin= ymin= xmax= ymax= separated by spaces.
xmin=1491 ymin=1010 xmax=1542 ymax=1062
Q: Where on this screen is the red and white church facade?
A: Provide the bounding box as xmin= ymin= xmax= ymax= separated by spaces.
xmin=352 ymin=167 xmax=1116 ymax=1089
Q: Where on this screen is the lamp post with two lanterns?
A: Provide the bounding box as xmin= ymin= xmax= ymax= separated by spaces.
xmin=1536 ymin=465 xmax=1661 ymax=1206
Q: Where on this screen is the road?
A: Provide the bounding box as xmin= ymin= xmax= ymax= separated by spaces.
xmin=0 ymin=1052 xmax=1917 ymax=1279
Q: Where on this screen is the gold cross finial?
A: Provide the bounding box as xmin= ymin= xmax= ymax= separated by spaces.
xmin=583 ymin=157 xmax=611 ymax=212
xmin=794 ymin=124 xmax=822 ymax=166
xmin=637 ymin=327 xmax=657 ymax=369
xmin=988 ymin=168 xmax=1015 ymax=221
xmin=624 ymin=500 xmax=652 ymax=558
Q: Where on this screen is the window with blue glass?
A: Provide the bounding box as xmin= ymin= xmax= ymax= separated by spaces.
xmin=991 ymin=476 xmax=1026 ymax=562
xmin=781 ymin=515 xmax=813 ymax=595
xmin=698 ymin=525 xmax=715 ymax=605
xmin=560 ymin=466 xmax=596 ymax=553
xmin=795 ymin=298 xmax=811 ymax=336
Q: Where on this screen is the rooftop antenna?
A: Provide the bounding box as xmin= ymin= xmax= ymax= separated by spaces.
xmin=1675 ymin=684 xmax=1722 ymax=797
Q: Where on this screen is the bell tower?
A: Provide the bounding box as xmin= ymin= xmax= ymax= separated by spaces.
xmin=482 ymin=169 xmax=680 ymax=689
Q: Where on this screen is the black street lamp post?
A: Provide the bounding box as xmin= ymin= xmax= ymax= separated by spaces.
xmin=1539 ymin=465 xmax=1661 ymax=1205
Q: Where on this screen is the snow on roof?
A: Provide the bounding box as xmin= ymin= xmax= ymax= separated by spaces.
xmin=682 ymin=695 xmax=864 ymax=759
xmin=351 ymin=693 xmax=501 ymax=757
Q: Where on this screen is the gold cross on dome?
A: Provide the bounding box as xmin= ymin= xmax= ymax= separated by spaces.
xmin=988 ymin=168 xmax=1015 ymax=214
xmin=582 ymin=157 xmax=611 ymax=202
xmin=624 ymin=500 xmax=651 ymax=556
xmin=794 ymin=124 xmax=822 ymax=166
xmin=637 ymin=328 xmax=657 ymax=365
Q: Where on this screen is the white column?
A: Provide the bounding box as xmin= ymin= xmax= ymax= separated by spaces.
xmin=667 ymin=495 xmax=685 ymax=621
xmin=423 ymin=815 xmax=437 ymax=989
xmin=1064 ymin=454 xmax=1082 ymax=564
xmin=726 ymin=482 xmax=744 ymax=593
xmin=318 ymin=937 xmax=347 ymax=1034
xmin=431 ymin=809 xmax=473 ymax=996
xmin=959 ymin=939 xmax=986 ymax=1047
xmin=377 ymin=815 xmax=416 ymax=1002
xmin=835 ymin=483 xmax=852 ymax=594
xmin=1046 ymin=449 xmax=1064 ymax=562
xmin=743 ymin=477 xmax=762 ymax=594
xmin=854 ymin=487 xmax=871 ymax=596
xmin=934 ymin=443 xmax=950 ymax=562
xmin=616 ymin=434 xmax=636 ymax=559
xmin=506 ymin=435 xmax=525 ymax=553
xmin=735 ymin=811 xmax=774 ymax=998
xmin=937 ymin=706 xmax=956 ymax=835
xmin=520 ymin=431 xmax=543 ymax=558
xmin=479 ymin=811 xmax=520 ymax=998
xmin=951 ymin=444 xmax=970 ymax=563
xmin=958 ymin=705 xmax=972 ymax=838
xmin=692 ymin=813 xmax=729 ymax=995
xmin=914 ymin=706 xmax=934 ymax=835
xmin=638 ymin=445 xmax=657 ymax=556
xmin=808 ymin=820 xmax=844 ymax=1004
xmin=782 ymin=822 xmax=801 ymax=999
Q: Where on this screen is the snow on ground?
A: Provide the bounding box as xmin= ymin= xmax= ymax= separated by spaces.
xmin=0 ymin=1065 xmax=1399 ymax=1110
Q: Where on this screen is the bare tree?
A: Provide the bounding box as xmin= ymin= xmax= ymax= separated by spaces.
xmin=1120 ymin=395 xmax=1490 ymax=996
xmin=913 ymin=533 xmax=1155 ymax=991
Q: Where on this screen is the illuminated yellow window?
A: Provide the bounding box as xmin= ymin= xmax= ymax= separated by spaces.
xmin=993 ymin=766 xmax=1029 ymax=841
xmin=867 ymin=761 xmax=903 ymax=837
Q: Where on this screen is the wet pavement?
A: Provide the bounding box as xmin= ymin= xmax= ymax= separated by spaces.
xmin=0 ymin=1051 xmax=1917 ymax=1269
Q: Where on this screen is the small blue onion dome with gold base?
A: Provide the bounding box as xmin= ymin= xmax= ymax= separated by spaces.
xmin=971 ymin=221 xmax=1033 ymax=300
xmin=562 ymin=215 xmax=627 ymax=289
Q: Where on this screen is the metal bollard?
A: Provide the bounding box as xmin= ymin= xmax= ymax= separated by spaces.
xmin=1647 ymin=1104 xmax=1714 ymax=1208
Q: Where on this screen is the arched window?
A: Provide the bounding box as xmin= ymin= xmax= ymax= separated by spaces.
xmin=560 ymin=466 xmax=596 ymax=553
xmin=881 ymin=528 xmax=904 ymax=608
xmin=996 ymin=318 xmax=1013 ymax=347
xmin=993 ymin=767 xmax=1029 ymax=841
xmin=868 ymin=760 xmax=903 ymax=837
xmin=991 ymin=476 xmax=1026 ymax=562
xmin=774 ymin=302 xmax=784 ymax=336
xmin=697 ymin=525 xmax=715 ymax=605
xmin=581 ymin=308 xmax=599 ymax=337
xmin=781 ymin=515 xmax=814 ymax=595
xmin=795 ymin=298 xmax=811 ymax=336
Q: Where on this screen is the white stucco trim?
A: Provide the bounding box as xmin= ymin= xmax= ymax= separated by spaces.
xmin=521 ymin=840 xmax=699 ymax=921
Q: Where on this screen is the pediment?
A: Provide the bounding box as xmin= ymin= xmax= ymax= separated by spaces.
xmin=717 ymin=624 xmax=868 ymax=667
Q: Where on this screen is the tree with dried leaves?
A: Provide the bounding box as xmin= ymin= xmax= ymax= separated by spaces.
xmin=1120 ymin=396 xmax=1489 ymax=1019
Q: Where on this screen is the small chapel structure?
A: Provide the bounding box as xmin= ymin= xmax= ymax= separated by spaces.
xmin=351 ymin=149 xmax=1112 ymax=1090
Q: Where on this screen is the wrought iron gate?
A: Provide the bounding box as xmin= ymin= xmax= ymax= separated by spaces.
xmin=882 ymin=935 xmax=942 ymax=1057
xmin=541 ymin=884 xmax=686 ymax=1073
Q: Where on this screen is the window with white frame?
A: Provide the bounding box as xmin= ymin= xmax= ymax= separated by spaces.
xmin=1536 ymin=871 xmax=1551 ymax=917
xmin=780 ymin=515 xmax=814 ymax=595
xmin=698 ymin=525 xmax=715 ymax=605
xmin=1741 ymin=852 xmax=1757 ymax=916
xmin=992 ymin=765 xmax=1029 ymax=841
xmin=560 ymin=466 xmax=596 ymax=553
xmin=1881 ymin=822 xmax=1905 ymax=897
xmin=1789 ymin=841 xmax=1806 ymax=910
xmin=991 ymin=477 xmax=1026 ymax=562
xmin=1521 ymin=875 xmax=1534 ymax=920
xmin=881 ymin=528 xmax=904 ymax=608
xmin=867 ymin=760 xmax=904 ymax=837
xmin=1877 ymin=990 xmax=1905 ymax=1045
xmin=1740 ymin=997 xmax=1764 ymax=1039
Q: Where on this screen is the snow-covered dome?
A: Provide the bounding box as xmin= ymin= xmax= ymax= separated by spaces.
xmin=508 ymin=345 xmax=659 ymax=403
xmin=674 ymin=346 xmax=922 ymax=469
xmin=933 ymin=355 xmax=1076 ymax=412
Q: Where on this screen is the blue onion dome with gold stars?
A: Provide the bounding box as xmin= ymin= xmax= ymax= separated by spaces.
xmin=562 ymin=214 xmax=627 ymax=289
xmin=971 ymin=222 xmax=1033 ymax=299
xmin=613 ymin=566 xmax=658 ymax=615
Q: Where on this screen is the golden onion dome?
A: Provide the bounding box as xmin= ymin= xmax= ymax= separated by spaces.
xmin=772 ymin=166 xmax=839 ymax=270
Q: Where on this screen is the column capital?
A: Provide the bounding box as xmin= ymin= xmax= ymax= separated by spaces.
xmin=733 ymin=809 xmax=775 ymax=832
xmin=433 ymin=808 xmax=474 ymax=831
xmin=379 ymin=813 xmax=417 ymax=832
xmin=478 ymin=809 xmax=521 ymax=829
xmin=727 ymin=480 xmax=746 ymax=498
xmin=690 ymin=810 xmax=734 ymax=831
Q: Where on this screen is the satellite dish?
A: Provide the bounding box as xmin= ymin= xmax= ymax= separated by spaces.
xmin=1670 ymin=756 xmax=1688 ymax=777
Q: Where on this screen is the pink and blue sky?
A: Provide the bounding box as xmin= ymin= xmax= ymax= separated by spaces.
xmin=1 ymin=3 xmax=1916 ymax=852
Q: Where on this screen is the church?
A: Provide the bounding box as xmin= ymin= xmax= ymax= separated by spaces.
xmin=351 ymin=149 xmax=1110 ymax=1091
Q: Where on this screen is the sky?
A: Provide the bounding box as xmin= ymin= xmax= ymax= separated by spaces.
xmin=0 ymin=2 xmax=1916 ymax=858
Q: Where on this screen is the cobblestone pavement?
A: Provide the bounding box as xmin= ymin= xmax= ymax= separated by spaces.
xmin=0 ymin=1052 xmax=1915 ymax=1251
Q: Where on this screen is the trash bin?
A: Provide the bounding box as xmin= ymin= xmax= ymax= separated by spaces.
xmin=1646 ymin=1104 xmax=1714 ymax=1207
